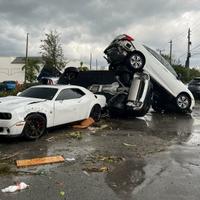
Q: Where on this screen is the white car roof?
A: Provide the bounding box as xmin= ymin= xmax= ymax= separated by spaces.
xmin=31 ymin=84 xmax=87 ymax=91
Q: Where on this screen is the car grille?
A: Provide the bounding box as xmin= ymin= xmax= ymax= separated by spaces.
xmin=0 ymin=113 xmax=12 ymax=120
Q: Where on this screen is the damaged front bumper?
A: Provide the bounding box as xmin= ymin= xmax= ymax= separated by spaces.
xmin=0 ymin=113 xmax=25 ymax=136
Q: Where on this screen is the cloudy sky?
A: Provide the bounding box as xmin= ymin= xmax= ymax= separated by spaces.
xmin=0 ymin=0 xmax=200 ymax=68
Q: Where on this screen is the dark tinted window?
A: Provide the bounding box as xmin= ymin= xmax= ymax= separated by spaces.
xmin=143 ymin=45 xmax=178 ymax=77
xmin=3 ymin=81 xmax=16 ymax=84
xmin=189 ymin=79 xmax=200 ymax=85
xmin=56 ymin=88 xmax=85 ymax=100
xmin=19 ymin=87 xmax=58 ymax=100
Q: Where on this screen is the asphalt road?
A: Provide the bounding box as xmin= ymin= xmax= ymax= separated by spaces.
xmin=0 ymin=103 xmax=200 ymax=200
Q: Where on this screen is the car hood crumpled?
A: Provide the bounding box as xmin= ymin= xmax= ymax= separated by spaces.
xmin=0 ymin=96 xmax=45 ymax=112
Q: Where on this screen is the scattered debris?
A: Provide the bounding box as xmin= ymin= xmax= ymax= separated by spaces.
xmin=65 ymin=158 xmax=76 ymax=162
xmin=123 ymin=142 xmax=137 ymax=147
xmin=67 ymin=131 xmax=82 ymax=140
xmin=1 ymin=182 xmax=29 ymax=193
xmin=46 ymin=137 xmax=55 ymax=142
xmin=88 ymin=124 xmax=110 ymax=133
xmin=16 ymin=155 xmax=65 ymax=168
xmin=82 ymin=166 xmax=109 ymax=173
xmin=0 ymin=164 xmax=12 ymax=175
xmin=60 ymin=191 xmax=65 ymax=197
xmin=1 ymin=152 xmax=20 ymax=161
xmin=73 ymin=117 xmax=95 ymax=129
xmin=97 ymin=155 xmax=124 ymax=163
xmin=82 ymin=170 xmax=90 ymax=176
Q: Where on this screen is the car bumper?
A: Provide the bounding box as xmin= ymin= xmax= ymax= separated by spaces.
xmin=0 ymin=116 xmax=25 ymax=136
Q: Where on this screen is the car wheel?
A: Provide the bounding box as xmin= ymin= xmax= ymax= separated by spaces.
xmin=90 ymin=104 xmax=101 ymax=122
xmin=176 ymin=93 xmax=191 ymax=112
xmin=126 ymin=51 xmax=146 ymax=71
xmin=23 ymin=113 xmax=46 ymax=140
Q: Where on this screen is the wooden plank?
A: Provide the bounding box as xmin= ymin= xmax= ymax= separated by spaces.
xmin=73 ymin=117 xmax=95 ymax=129
xmin=16 ymin=155 xmax=65 ymax=168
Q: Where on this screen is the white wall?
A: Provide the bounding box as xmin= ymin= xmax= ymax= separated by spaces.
xmin=0 ymin=57 xmax=24 ymax=83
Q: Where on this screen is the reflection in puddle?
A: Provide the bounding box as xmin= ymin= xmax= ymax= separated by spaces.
xmin=106 ymin=160 xmax=145 ymax=199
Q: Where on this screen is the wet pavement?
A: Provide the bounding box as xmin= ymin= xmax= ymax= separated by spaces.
xmin=0 ymin=103 xmax=200 ymax=200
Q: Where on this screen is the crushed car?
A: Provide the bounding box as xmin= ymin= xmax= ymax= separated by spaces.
xmin=0 ymin=85 xmax=106 ymax=139
xmin=59 ymin=34 xmax=194 ymax=116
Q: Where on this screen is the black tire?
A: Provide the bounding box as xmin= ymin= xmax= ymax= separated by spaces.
xmin=126 ymin=51 xmax=146 ymax=72
xmin=90 ymin=104 xmax=101 ymax=122
xmin=23 ymin=113 xmax=46 ymax=140
xmin=176 ymin=93 xmax=191 ymax=113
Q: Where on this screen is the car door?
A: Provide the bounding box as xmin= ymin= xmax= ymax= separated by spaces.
xmin=53 ymin=88 xmax=89 ymax=126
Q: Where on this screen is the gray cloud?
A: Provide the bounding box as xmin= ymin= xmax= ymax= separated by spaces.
xmin=0 ymin=0 xmax=200 ymax=66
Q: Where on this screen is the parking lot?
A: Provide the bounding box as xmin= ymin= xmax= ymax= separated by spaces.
xmin=0 ymin=102 xmax=200 ymax=200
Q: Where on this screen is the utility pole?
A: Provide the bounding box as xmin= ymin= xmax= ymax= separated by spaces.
xmin=25 ymin=33 xmax=29 ymax=83
xmin=89 ymin=53 xmax=92 ymax=70
xmin=169 ymin=40 xmax=172 ymax=65
xmin=96 ymin=59 xmax=98 ymax=70
xmin=185 ymin=28 xmax=191 ymax=68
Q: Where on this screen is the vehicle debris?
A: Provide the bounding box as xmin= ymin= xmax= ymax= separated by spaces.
xmin=1 ymin=182 xmax=29 ymax=193
xmin=73 ymin=117 xmax=95 ymax=129
xmin=82 ymin=166 xmax=109 ymax=173
xmin=16 ymin=155 xmax=65 ymax=168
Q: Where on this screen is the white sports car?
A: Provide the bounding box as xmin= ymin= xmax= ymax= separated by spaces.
xmin=0 ymin=85 xmax=106 ymax=139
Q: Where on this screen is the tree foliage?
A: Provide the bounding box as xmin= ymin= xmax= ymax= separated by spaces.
xmin=173 ymin=64 xmax=200 ymax=83
xmin=78 ymin=61 xmax=89 ymax=71
xmin=22 ymin=58 xmax=40 ymax=83
xmin=40 ymin=30 xmax=66 ymax=71
xmin=161 ymin=54 xmax=200 ymax=83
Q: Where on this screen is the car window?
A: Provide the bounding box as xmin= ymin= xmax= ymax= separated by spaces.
xmin=19 ymin=87 xmax=58 ymax=100
xmin=143 ymin=45 xmax=178 ymax=77
xmin=56 ymin=88 xmax=85 ymax=101
xmin=189 ymin=79 xmax=200 ymax=85
xmin=3 ymin=81 xmax=16 ymax=84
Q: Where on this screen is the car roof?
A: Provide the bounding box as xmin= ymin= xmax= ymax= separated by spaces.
xmin=31 ymin=84 xmax=87 ymax=90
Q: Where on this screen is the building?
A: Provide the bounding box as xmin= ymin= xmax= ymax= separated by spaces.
xmin=0 ymin=57 xmax=96 ymax=83
xmin=0 ymin=56 xmax=43 ymax=83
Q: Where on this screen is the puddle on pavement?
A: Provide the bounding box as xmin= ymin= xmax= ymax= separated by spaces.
xmin=106 ymin=159 xmax=145 ymax=199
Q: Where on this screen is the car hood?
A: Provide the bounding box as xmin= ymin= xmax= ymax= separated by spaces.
xmin=0 ymin=96 xmax=46 ymax=112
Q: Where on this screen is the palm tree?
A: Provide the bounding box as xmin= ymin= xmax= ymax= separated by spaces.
xmin=22 ymin=59 xmax=41 ymax=83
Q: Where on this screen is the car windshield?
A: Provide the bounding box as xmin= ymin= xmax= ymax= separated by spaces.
xmin=143 ymin=45 xmax=178 ymax=78
xmin=19 ymin=87 xmax=58 ymax=100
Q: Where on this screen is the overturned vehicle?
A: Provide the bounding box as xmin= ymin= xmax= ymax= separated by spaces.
xmin=58 ymin=34 xmax=195 ymax=117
